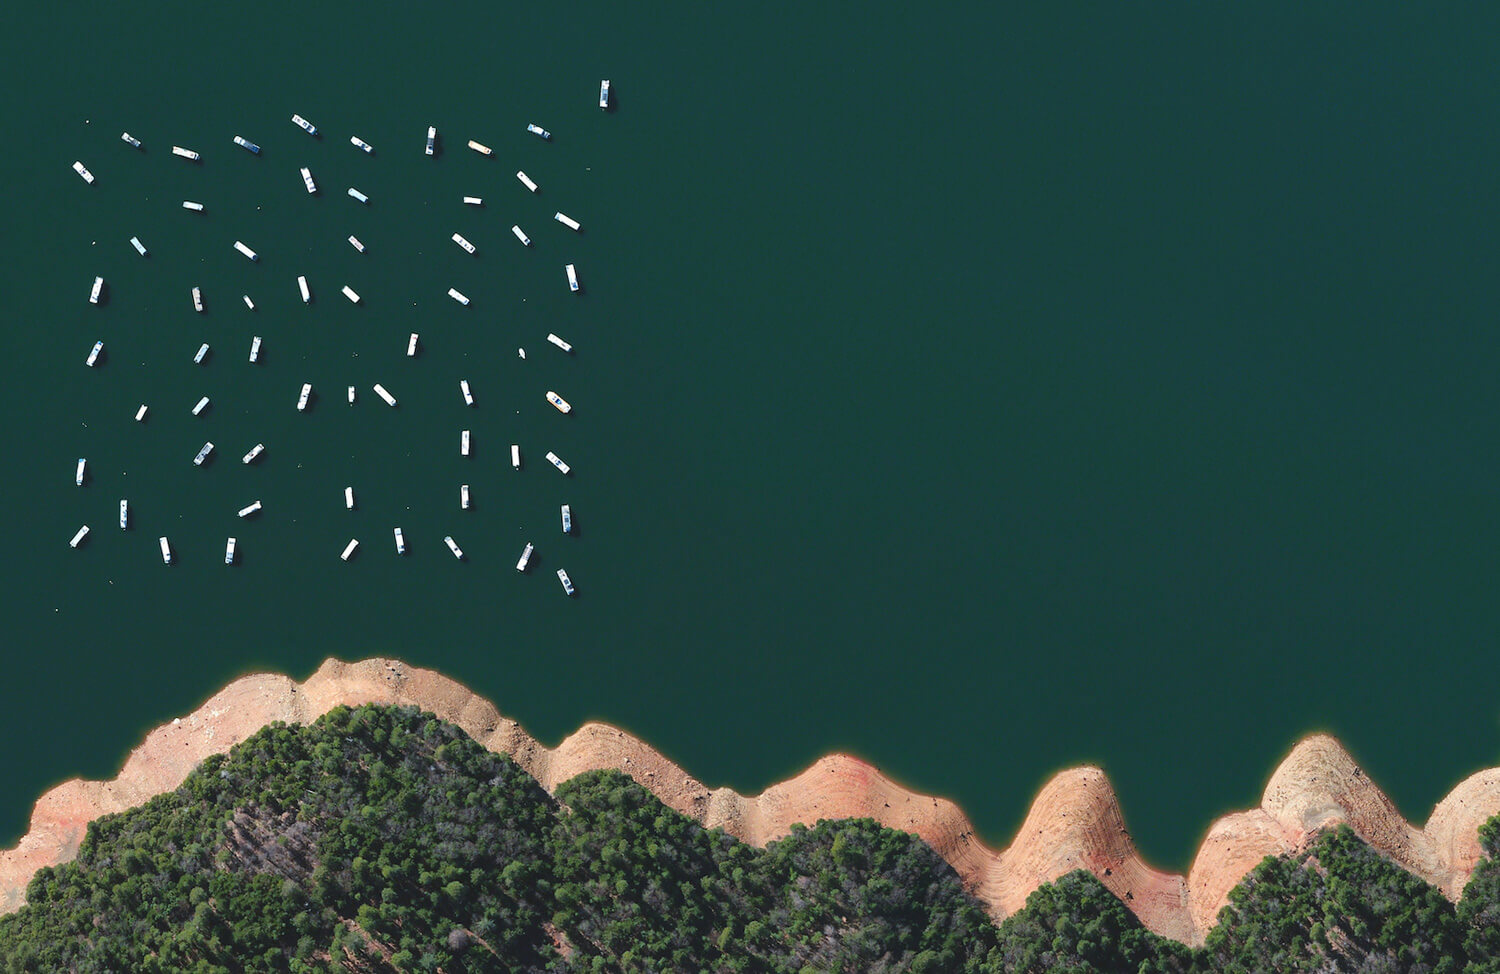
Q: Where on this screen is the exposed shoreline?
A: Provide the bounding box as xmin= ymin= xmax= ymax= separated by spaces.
xmin=1 ymin=657 xmax=1496 ymax=946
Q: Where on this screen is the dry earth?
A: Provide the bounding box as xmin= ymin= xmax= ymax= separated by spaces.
xmin=1 ymin=657 xmax=1497 ymax=946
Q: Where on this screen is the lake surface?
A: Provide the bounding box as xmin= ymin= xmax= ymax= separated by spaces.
xmin=3 ymin=1 xmax=1499 ymax=870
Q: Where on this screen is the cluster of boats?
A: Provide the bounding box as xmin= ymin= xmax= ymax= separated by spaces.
xmin=69 ymin=90 xmax=614 ymax=594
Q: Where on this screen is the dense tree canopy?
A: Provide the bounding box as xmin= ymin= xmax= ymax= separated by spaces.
xmin=0 ymin=705 xmax=1494 ymax=972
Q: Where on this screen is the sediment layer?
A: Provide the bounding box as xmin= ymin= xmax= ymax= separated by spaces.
xmin=1 ymin=657 xmax=1496 ymax=946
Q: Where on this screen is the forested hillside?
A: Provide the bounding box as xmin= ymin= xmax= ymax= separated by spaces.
xmin=0 ymin=705 xmax=1494 ymax=972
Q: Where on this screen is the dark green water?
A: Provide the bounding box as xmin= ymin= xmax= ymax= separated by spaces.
xmin=3 ymin=1 xmax=1499 ymax=870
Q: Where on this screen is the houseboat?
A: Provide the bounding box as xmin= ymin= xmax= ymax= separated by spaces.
xmin=349 ymin=235 xmax=366 ymax=252
xmin=292 ymin=114 xmax=318 ymax=135
xmin=348 ymin=187 xmax=369 ymax=203
xmin=554 ymin=212 xmax=581 ymax=231
xmin=461 ymin=429 xmax=471 ymax=456
xmin=242 ymin=443 xmax=264 ymax=464
xmin=89 ymin=277 xmax=103 ymax=304
xmin=526 ymin=123 xmax=551 ymax=140
xmin=298 ymin=275 xmax=311 ymax=302
xmin=345 ymin=487 xmax=355 ymax=510
xmin=557 ymin=569 xmax=575 ymax=596
xmin=561 ymin=504 xmax=572 ymax=533
xmin=225 ymin=538 xmax=236 ymax=564
xmin=73 ymin=161 xmax=95 ymax=183
xmin=463 ymin=196 xmax=482 ymax=206
xmin=193 ymin=442 xmax=214 ymax=466
xmin=192 ymin=395 xmax=210 ymax=415
xmin=511 ymin=225 xmax=531 ymax=246
xmin=297 ymin=383 xmax=312 ymax=411
xmin=373 ymin=383 xmax=397 ymax=406
xmin=468 ymin=140 xmax=492 ymax=155
xmin=565 ymin=264 xmax=579 ymax=291
xmin=300 ymin=167 xmax=317 ymax=193
xmin=461 ymin=484 xmax=470 ymax=510
xmin=234 ymin=135 xmax=261 ymax=153
xmin=171 ymin=146 xmax=200 ymax=161
xmin=249 ymin=336 xmax=262 ymax=362
xmin=547 ymin=391 xmax=572 ymax=413
xmin=444 ymin=536 xmax=464 ymax=559
xmin=407 ymin=333 xmax=418 ymax=356
xmin=350 ymin=136 xmax=373 ymax=153
xmin=460 ymin=379 xmax=474 ymax=405
xmin=341 ymin=285 xmax=360 ymax=303
xmin=447 ymin=287 xmax=470 ymax=305
xmin=193 ymin=343 xmax=209 ymax=364
xmin=452 ymin=232 xmax=475 ymax=254
xmin=511 ymin=444 xmax=521 ymax=469
xmin=394 ymin=528 xmax=406 ymax=554
xmin=70 ymin=526 xmax=90 ymax=548
xmin=546 ymin=451 xmax=570 ymax=475
xmin=159 ymin=537 xmax=172 ymax=564
xmin=234 ymin=241 xmax=258 ymax=261
xmin=516 ymin=171 xmax=538 ymax=192
xmin=192 ymin=287 xmax=204 ymax=312
xmin=130 ymin=236 xmax=148 ymax=256
xmin=243 ymin=295 xmax=255 ymax=309
xmin=600 ymin=80 xmax=610 ymax=109
xmin=122 ymin=132 xmax=142 ymax=148
xmin=119 ymin=499 xmax=128 ymax=529
xmin=516 ymin=543 xmax=534 ymax=572
xmin=425 ymin=126 xmax=436 ymax=155
xmin=341 ymin=539 xmax=359 ymax=561
xmin=183 ymin=200 xmax=204 ymax=211
xmin=76 ymin=458 xmax=87 ymax=486
xmin=547 ymin=333 xmax=573 ymax=352
xmin=238 ymin=501 xmax=262 ymax=518
xmin=86 ymin=341 xmax=103 ymax=367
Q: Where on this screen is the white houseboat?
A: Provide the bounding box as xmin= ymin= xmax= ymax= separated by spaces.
xmin=461 ymin=429 xmax=471 ymax=456
xmin=86 ymin=341 xmax=103 ymax=367
xmin=468 ymin=140 xmax=492 ymax=155
xmin=298 ymin=275 xmax=311 ymax=302
xmin=171 ymin=146 xmax=200 ymax=161
xmin=345 ymin=487 xmax=355 ymax=510
xmin=234 ymin=241 xmax=258 ymax=261
xmin=249 ymin=336 xmax=262 ymax=362
xmin=512 ymin=225 xmax=531 ymax=246
xmin=600 ymin=80 xmax=610 ymax=108
xmin=425 ymin=126 xmax=436 ymax=155
xmin=159 ymin=537 xmax=172 ymax=564
xmin=243 ymin=295 xmax=255 ymax=309
xmin=373 ymin=383 xmax=397 ymax=406
xmin=348 ymin=187 xmax=369 ymax=203
xmin=546 ymin=451 xmax=571 ymax=475
xmin=242 ymin=443 xmax=264 ymax=464
xmin=557 ymin=569 xmax=575 ymax=596
xmin=394 ymin=528 xmax=406 ymax=554
xmin=516 ymin=171 xmax=538 ymax=192
xmin=90 ymin=277 xmax=103 ymax=304
xmin=192 ymin=287 xmax=204 ymax=312
xmin=350 ymin=136 xmax=373 ymax=153
xmin=447 ymin=287 xmax=470 ymax=305
xmin=547 ymin=333 xmax=573 ymax=353
xmin=407 ymin=333 xmax=419 ymax=356
xmin=511 ymin=444 xmax=521 ymax=469
xmin=565 ymin=264 xmax=579 ymax=291
xmin=516 ymin=543 xmax=534 ymax=572
xmin=561 ymin=504 xmax=572 ymax=533
xmin=192 ymin=395 xmax=210 ymax=415
xmin=183 ymin=200 xmax=205 ymax=211
xmin=526 ymin=123 xmax=550 ymax=140
xmin=444 ymin=536 xmax=464 ymax=559
xmin=452 ymin=232 xmax=476 ymax=254
xmin=349 ymin=235 xmax=366 ymax=252
xmin=225 ymin=538 xmax=236 ymax=564
xmin=193 ymin=343 xmax=209 ymax=364
xmin=73 ymin=161 xmax=95 ymax=183
xmin=341 ymin=285 xmax=360 ymax=303
xmin=554 ymin=212 xmax=581 ymax=231
xmin=130 ymin=236 xmax=148 ymax=256
xmin=75 ymin=458 xmax=86 ymax=485
xmin=461 ymin=484 xmax=470 ymax=510
xmin=297 ymin=383 xmax=312 ymax=411
xmin=292 ymin=114 xmax=318 ymax=135
xmin=460 ymin=379 xmax=474 ymax=405
xmin=300 ymin=167 xmax=317 ymax=193
xmin=463 ymin=196 xmax=483 ymax=206
xmin=70 ymin=525 xmax=90 ymax=548
xmin=547 ymin=391 xmax=572 ymax=413
xmin=122 ymin=132 xmax=142 ymax=148
xmin=193 ymin=442 xmax=214 ymax=466
xmin=341 ymin=539 xmax=359 ymax=561
xmin=234 ymin=135 xmax=261 ymax=153
xmin=238 ymin=501 xmax=262 ymax=518
xmin=119 ymin=500 xmax=128 ymax=529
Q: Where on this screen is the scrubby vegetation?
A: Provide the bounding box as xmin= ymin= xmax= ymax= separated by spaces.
xmin=0 ymin=704 xmax=1495 ymax=972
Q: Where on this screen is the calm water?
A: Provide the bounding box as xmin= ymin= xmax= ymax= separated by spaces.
xmin=2 ymin=1 xmax=1499 ymax=870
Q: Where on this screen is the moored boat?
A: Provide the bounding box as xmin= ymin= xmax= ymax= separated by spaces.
xmin=515 ymin=542 xmax=533 ymax=572
xmin=557 ymin=569 xmax=575 ymax=596
xmin=234 ymin=241 xmax=258 ymax=261
xmin=347 ymin=386 xmax=356 ymax=404
xmin=192 ymin=395 xmax=210 ymax=415
xmin=130 ymin=236 xmax=148 ymax=256
xmin=373 ymin=383 xmax=397 ymax=406
xmin=348 ymin=187 xmax=369 ymax=203
xmin=546 ymin=451 xmax=570 ymax=474
xmin=546 ymin=391 xmax=572 ymax=413
xmin=89 ymin=276 xmax=103 ymax=304
xmin=292 ymin=114 xmax=318 ymax=136
xmin=341 ymin=538 xmax=359 ymax=561
xmin=349 ymin=235 xmax=366 ymax=252
xmin=120 ymin=499 xmax=128 ymax=530
xmin=468 ymin=140 xmax=492 ymax=155
xmin=86 ymin=341 xmax=103 ymax=367
xmin=425 ymin=125 xmax=436 ymax=155
xmin=547 ymin=333 xmax=573 ymax=352
xmin=225 ymin=537 xmax=236 ymax=564
xmin=461 ymin=429 xmax=470 ymax=456
xmin=159 ymin=536 xmax=172 ymax=564
xmin=565 ymin=264 xmax=579 ymax=292
xmin=171 ymin=146 xmax=200 ymax=161
xmin=394 ymin=527 xmax=406 ymax=554
xmin=561 ymin=504 xmax=572 ymax=533
xmin=193 ymin=442 xmax=214 ymax=466
xmin=233 ymin=135 xmax=261 ymax=153
xmin=511 ymin=225 xmax=531 ymax=246
xmin=516 ymin=171 xmax=538 ymax=192
xmin=407 ymin=333 xmax=419 ymax=356
xmin=192 ymin=287 xmax=204 ymax=312
xmin=238 ymin=500 xmax=262 ymax=518
xmin=460 ymin=379 xmax=474 ymax=405
xmin=350 ymin=136 xmax=373 ymax=153
xmin=73 ymin=161 xmax=95 ymax=184
xmin=76 ymin=458 xmax=86 ymax=486
xmin=444 ymin=536 xmax=464 ymax=559
xmin=345 ymin=487 xmax=355 ymax=510
xmin=511 ymin=444 xmax=521 ymax=469
xmin=341 ymin=285 xmax=360 ymax=303
xmin=461 ymin=484 xmax=470 ymax=510
xmin=135 ymin=404 xmax=148 ymax=422
xmin=70 ymin=525 xmax=90 ymax=548
xmin=193 ymin=343 xmax=209 ymax=364
xmin=452 ymin=232 xmax=476 ymax=254
xmin=249 ymin=336 xmax=262 ymax=362
xmin=463 ymin=196 xmax=482 ymax=206
xmin=447 ymin=287 xmax=470 ymax=305
xmin=554 ymin=212 xmax=581 ymax=231
xmin=600 ymin=80 xmax=610 ymax=109
xmin=300 ymin=167 xmax=317 ymax=193
xmin=298 ymin=275 xmax=311 ymax=302
xmin=526 ymin=123 xmax=551 ymax=140
xmin=297 ymin=383 xmax=312 ymax=411
xmin=183 ymin=200 xmax=204 ymax=211
xmin=122 ymin=132 xmax=142 ymax=148
xmin=243 ymin=295 xmax=255 ymax=309
xmin=242 ymin=443 xmax=264 ymax=464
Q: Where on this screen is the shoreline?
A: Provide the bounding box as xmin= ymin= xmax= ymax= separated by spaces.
xmin=0 ymin=657 xmax=1496 ymax=946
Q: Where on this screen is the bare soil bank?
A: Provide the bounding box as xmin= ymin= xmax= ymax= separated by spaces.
xmin=2 ymin=658 xmax=1496 ymax=946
